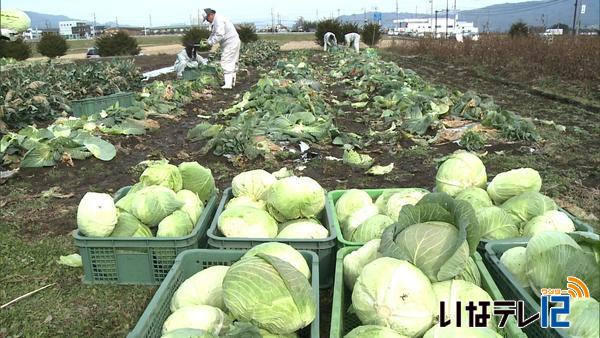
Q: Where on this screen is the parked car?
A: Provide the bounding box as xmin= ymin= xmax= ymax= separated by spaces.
xmin=86 ymin=47 xmax=100 ymax=58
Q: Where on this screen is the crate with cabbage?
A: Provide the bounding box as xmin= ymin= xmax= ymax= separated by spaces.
xmin=330 ymin=193 xmax=526 ymax=337
xmin=485 ymin=231 xmax=599 ymax=338
xmin=76 ymin=161 xmax=216 ymax=239
xmin=129 ymin=244 xmax=319 ymax=338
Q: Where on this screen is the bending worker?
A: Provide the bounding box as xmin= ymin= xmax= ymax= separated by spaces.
xmin=202 ymin=8 xmax=240 ymax=89
xmin=174 ymin=43 xmax=208 ymax=78
xmin=323 ymin=32 xmax=337 ymax=51
xmin=345 ymin=32 xmax=361 ymax=53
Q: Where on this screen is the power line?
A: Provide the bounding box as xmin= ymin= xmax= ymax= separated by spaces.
xmin=464 ymin=0 xmax=569 ymax=15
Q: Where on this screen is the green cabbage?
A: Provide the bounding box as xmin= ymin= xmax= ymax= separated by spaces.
xmin=475 ymin=206 xmax=520 ymax=240
xmin=140 ymin=163 xmax=183 ymax=192
xmin=277 ymin=219 xmax=329 ymax=239
xmin=435 ymin=151 xmax=487 ymax=197
xmin=557 ymin=297 xmax=599 ymax=338
xmin=501 ymin=191 xmax=557 ymax=226
xmin=0 ymin=9 xmax=31 ymax=32
xmin=487 ymin=168 xmax=542 ymax=204
xmin=170 ymin=266 xmax=229 ymax=312
xmin=157 ymin=210 xmax=194 ymax=237
xmin=343 ymin=149 xmax=374 ymax=169
xmin=384 ymin=188 xmax=429 ymax=220
xmin=266 ymin=176 xmax=325 ymax=222
xmin=223 ymin=254 xmax=316 ymax=334
xmin=225 ymin=196 xmax=266 ymax=210
xmin=231 ymin=169 xmax=277 ymax=201
xmin=343 ymin=239 xmax=381 ymax=290
xmin=178 ymin=162 xmax=215 ymax=202
xmin=352 ymin=257 xmax=436 ymax=337
xmin=455 ymin=187 xmax=493 ymax=210
xmin=335 ymin=189 xmax=373 ymax=225
xmin=350 ymin=214 xmax=394 ymax=243
xmin=454 ymin=256 xmax=481 ymax=286
xmin=130 ymin=186 xmax=184 ymax=227
xmin=433 ymin=279 xmax=496 ymax=329
xmin=77 ymin=192 xmax=118 ymax=237
xmin=344 ymin=325 xmax=408 ymax=338
xmin=243 ymin=242 xmax=310 ymax=279
xmin=162 ymin=305 xmax=230 ymax=336
xmin=218 ymin=206 xmax=278 ymax=238
xmin=500 ymin=246 xmax=528 ymax=287
xmin=110 ymin=211 xmax=152 ymax=237
xmin=522 ymin=210 xmax=575 ymax=237
xmin=177 ymin=190 xmax=204 ymax=224
xmin=343 ymin=204 xmax=379 ymax=239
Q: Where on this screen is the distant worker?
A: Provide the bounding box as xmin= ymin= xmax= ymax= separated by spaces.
xmin=0 ymin=9 xmax=31 ymax=41
xmin=174 ymin=43 xmax=208 ymax=78
xmin=202 ymin=8 xmax=241 ymax=89
xmin=345 ymin=32 xmax=361 ymax=53
xmin=323 ymin=32 xmax=337 ymax=51
xmin=455 ymin=32 xmax=464 ymax=43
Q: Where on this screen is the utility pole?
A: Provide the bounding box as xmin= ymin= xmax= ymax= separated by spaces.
xmin=415 ymin=5 xmax=418 ymax=19
xmin=571 ymin=0 xmax=578 ymax=35
xmin=396 ymin=0 xmax=399 ymax=30
xmin=337 ymin=9 xmax=341 ymax=18
xmin=446 ymin=0 xmax=449 ymax=38
xmin=271 ymin=8 xmax=275 ymax=34
xmin=316 ymin=10 xmax=319 ymax=21
xmin=435 ymin=10 xmax=439 ymax=37
xmin=430 ymin=0 xmax=434 ymax=35
xmin=115 ymin=16 xmax=119 ymax=29
xmin=362 ymin=8 xmax=367 ymax=24
xmin=93 ymin=12 xmax=96 ymax=38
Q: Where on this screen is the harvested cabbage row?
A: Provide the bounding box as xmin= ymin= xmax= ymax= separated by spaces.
xmin=162 ymin=243 xmax=315 ymax=337
xmin=77 ymin=161 xmax=215 ymax=238
xmin=217 ymin=169 xmax=330 ymax=240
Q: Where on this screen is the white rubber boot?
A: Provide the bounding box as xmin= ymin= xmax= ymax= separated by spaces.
xmin=221 ymin=73 xmax=233 ymax=89
xmin=232 ymin=73 xmax=237 ymax=87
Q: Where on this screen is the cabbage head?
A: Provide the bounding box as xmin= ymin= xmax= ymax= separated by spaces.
xmin=157 ymin=210 xmax=194 ymax=237
xmin=266 ymin=176 xmax=325 ymax=222
xmin=277 ymin=219 xmax=329 ymax=239
xmin=77 ymin=192 xmax=118 ymax=237
xmin=130 ymin=186 xmax=184 ymax=227
xmin=500 ymin=246 xmax=528 ymax=287
xmin=344 ymin=325 xmax=408 ymax=338
xmin=343 ymin=239 xmax=381 ymax=290
xmin=177 ymin=190 xmax=204 ymax=224
xmin=526 ymin=231 xmax=599 ymax=300
xmin=161 ymin=328 xmax=216 ymax=338
xmin=455 ymin=187 xmax=493 ymax=210
xmin=352 ymin=257 xmax=436 ymax=337
xmin=223 ymin=253 xmax=316 ymax=334
xmin=243 ymin=242 xmax=310 ymax=279
xmin=433 ymin=279 xmax=496 ymax=329
xmin=113 ymin=185 xmax=132 ymax=203
xmin=162 ymin=305 xmax=230 ymax=336
xmin=475 ymin=207 xmax=520 ymax=240
xmin=423 ymin=325 xmax=501 ymax=338
xmin=110 ymin=212 xmax=152 ymax=238
xmin=380 ymin=193 xmax=482 ymax=282
xmin=218 ymin=206 xmax=278 ymax=238
xmin=435 ymin=151 xmax=487 ymax=197
xmin=343 ymin=204 xmax=379 ymax=240
xmin=225 ymin=196 xmax=266 ymax=211
xmin=343 ymin=149 xmax=374 ymax=169
xmin=350 ymin=214 xmax=394 ymax=243
xmin=501 ymin=191 xmax=557 ymax=226
xmin=522 ymin=210 xmax=575 ymax=237
xmin=170 ymin=266 xmax=229 ymax=312
xmin=0 ymin=9 xmax=31 ymax=32
xmin=487 ymin=168 xmax=542 ymax=204
xmin=178 ymin=162 xmax=215 ymax=202
xmin=557 ymin=297 xmax=599 ymax=338
xmin=140 ymin=163 xmax=183 ymax=192
xmin=385 ymin=188 xmax=430 ymax=220
xmin=454 ymin=256 xmax=481 ymax=286
xmin=231 ymin=169 xmax=277 ymax=201
xmin=335 ymin=189 xmax=373 ymax=225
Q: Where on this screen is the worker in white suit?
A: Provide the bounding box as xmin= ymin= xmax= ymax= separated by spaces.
xmin=174 ymin=43 xmax=208 ymax=77
xmin=203 ymin=8 xmax=240 ymax=89
xmin=323 ymin=32 xmax=337 ymax=51
xmin=345 ymin=32 xmax=361 ymax=53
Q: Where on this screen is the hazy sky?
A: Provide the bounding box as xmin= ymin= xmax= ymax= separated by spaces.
xmin=2 ymin=0 xmax=534 ymax=26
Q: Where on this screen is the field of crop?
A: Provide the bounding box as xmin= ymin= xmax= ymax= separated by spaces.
xmin=1 ymin=37 xmax=599 ymax=337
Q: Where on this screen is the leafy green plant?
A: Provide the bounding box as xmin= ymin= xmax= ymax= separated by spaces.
xmin=459 ymin=130 xmax=486 ymax=151
xmin=236 ymin=23 xmax=258 ymax=44
xmin=96 ymin=31 xmax=141 ymax=57
xmin=37 ymin=34 xmax=68 ymax=58
xmin=182 ymin=27 xmax=211 ymax=52
xmin=509 ymin=21 xmax=529 ymax=37
xmin=361 ymin=23 xmax=383 ymax=46
xmin=0 ymin=38 xmax=31 ymax=60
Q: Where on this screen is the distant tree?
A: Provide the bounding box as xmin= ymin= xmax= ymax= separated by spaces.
xmin=549 ymin=23 xmax=570 ymax=34
xmin=182 ymin=27 xmax=211 ymax=51
xmin=237 ymin=23 xmax=258 ymax=43
xmin=361 ymin=23 xmax=383 ymax=46
xmin=96 ymin=31 xmax=140 ymax=56
xmin=509 ymin=21 xmax=529 ymax=37
xmin=315 ymin=19 xmax=344 ymax=46
xmin=0 ymin=38 xmax=31 ymax=60
xmin=37 ymin=34 xmax=68 ymax=58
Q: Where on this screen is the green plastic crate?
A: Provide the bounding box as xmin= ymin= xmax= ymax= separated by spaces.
xmin=73 ymin=193 xmax=218 ymax=285
xmin=330 ymin=247 xmax=527 ymax=338
xmin=207 ymin=188 xmax=337 ymax=289
xmin=128 ymin=249 xmax=320 ymax=338
xmin=71 ymin=92 xmax=136 ymax=117
xmin=484 ymin=240 xmax=573 ymax=338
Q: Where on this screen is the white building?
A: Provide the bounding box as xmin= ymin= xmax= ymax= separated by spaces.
xmin=59 ymin=21 xmax=88 ymax=39
xmin=391 ymin=17 xmax=478 ymax=38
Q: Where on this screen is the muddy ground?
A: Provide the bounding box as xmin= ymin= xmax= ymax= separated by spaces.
xmin=1 ymin=50 xmax=598 ymax=337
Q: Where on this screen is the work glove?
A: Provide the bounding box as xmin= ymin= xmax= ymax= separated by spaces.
xmin=199 ymin=40 xmax=210 ymax=48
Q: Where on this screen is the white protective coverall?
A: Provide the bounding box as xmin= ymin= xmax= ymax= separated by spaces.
xmin=345 ymin=33 xmax=361 ymax=53
xmin=207 ymin=14 xmax=241 ymax=88
xmin=174 ymin=49 xmax=208 ymax=77
xmin=323 ymin=32 xmax=337 ymax=51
